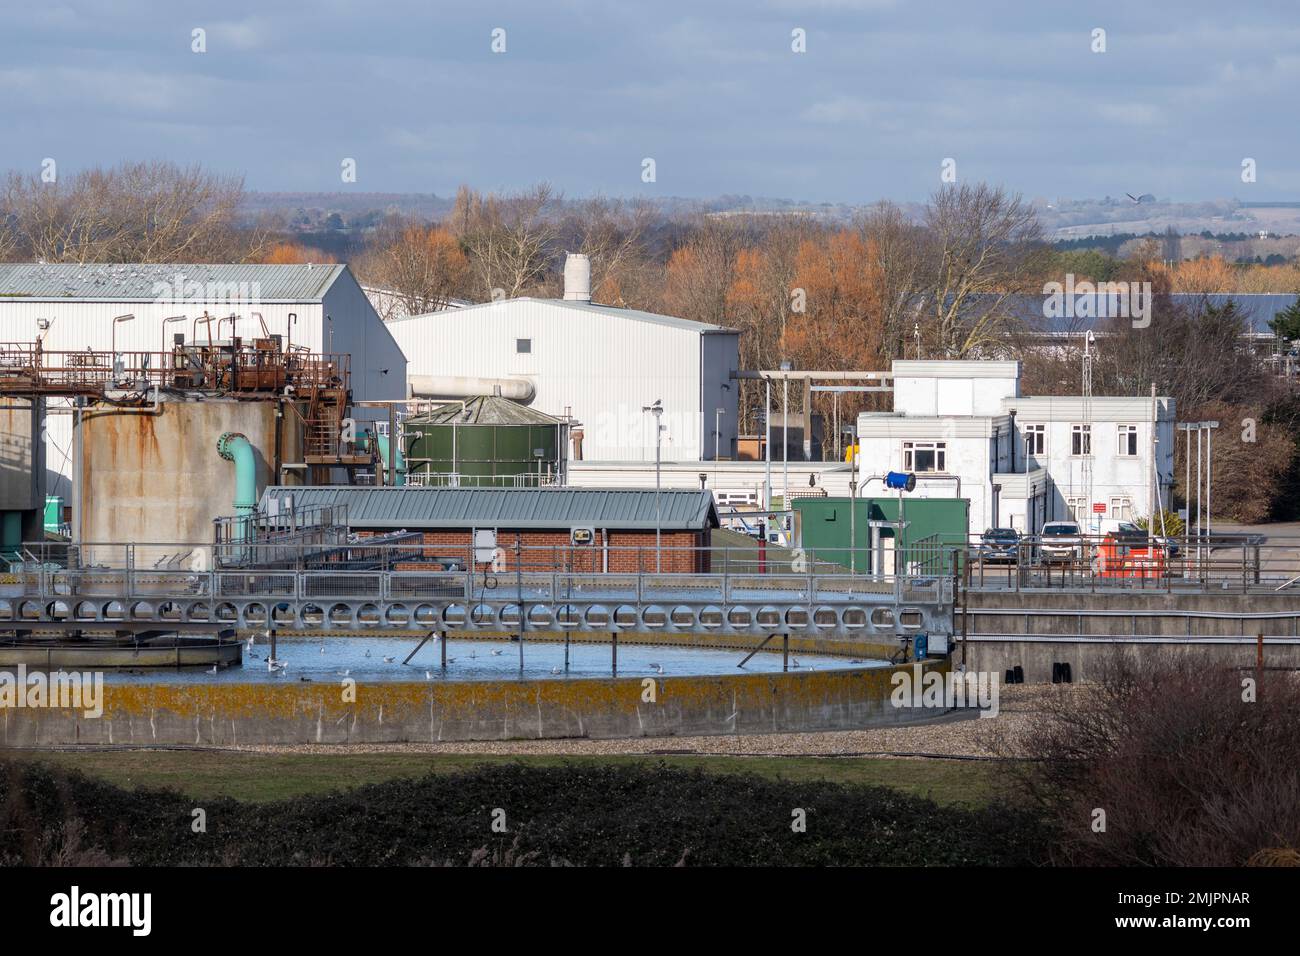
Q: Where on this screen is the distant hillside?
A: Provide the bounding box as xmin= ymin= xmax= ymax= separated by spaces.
xmin=238 ymin=192 xmax=1300 ymax=251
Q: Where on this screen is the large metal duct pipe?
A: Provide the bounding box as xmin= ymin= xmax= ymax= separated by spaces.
xmin=408 ymin=375 xmax=535 ymax=403
xmin=217 ymin=432 xmax=258 ymax=547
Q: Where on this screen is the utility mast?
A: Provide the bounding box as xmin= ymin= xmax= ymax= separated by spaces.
xmin=1082 ymin=331 xmax=1095 ymax=531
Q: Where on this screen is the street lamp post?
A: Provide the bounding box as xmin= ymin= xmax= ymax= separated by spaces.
xmin=110 ymin=313 xmax=135 ymax=380
xmin=780 ymin=360 xmax=792 ymax=513
xmin=160 ymin=315 xmax=186 ymax=361
xmin=110 ymin=313 xmax=135 ymax=359
xmin=1203 ymin=420 xmax=1219 ymax=540
xmin=642 ymin=400 xmax=664 ymax=572
xmin=764 ymin=379 xmax=772 ymax=509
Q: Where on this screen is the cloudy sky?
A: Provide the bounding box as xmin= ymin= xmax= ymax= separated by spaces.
xmin=2 ymin=0 xmax=1298 ymax=202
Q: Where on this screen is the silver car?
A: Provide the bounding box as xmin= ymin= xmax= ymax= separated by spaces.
xmin=1039 ymin=521 xmax=1084 ymax=563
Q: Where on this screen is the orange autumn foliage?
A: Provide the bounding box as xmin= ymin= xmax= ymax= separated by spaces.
xmin=783 ymin=230 xmax=888 ymax=372
xmin=262 ymin=242 xmax=331 ymax=264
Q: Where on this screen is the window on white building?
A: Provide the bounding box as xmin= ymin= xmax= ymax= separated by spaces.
xmin=903 ymin=440 xmax=947 ymax=473
xmin=516 ymin=338 xmax=532 ymax=353
xmin=1067 ymin=496 xmax=1089 ymax=523
xmin=1071 ymin=424 xmax=1092 ymax=456
xmin=1109 ymin=496 xmax=1133 ymax=521
xmin=1024 ymin=423 xmax=1045 ymax=456
xmin=1117 ymin=424 xmax=1139 ymax=456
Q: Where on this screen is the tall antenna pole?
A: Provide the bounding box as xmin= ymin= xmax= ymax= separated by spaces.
xmin=1082 ymin=331 xmax=1094 ymax=531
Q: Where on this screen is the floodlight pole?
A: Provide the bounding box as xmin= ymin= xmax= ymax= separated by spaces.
xmin=849 ymin=477 xmax=859 ymax=574
xmin=764 ymin=379 xmax=772 ymax=509
xmin=1204 ymin=421 xmax=1219 ymax=541
xmin=642 ymin=401 xmax=664 ymax=572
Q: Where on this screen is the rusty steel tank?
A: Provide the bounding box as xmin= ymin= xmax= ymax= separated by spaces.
xmin=75 ymin=396 xmax=304 ymax=565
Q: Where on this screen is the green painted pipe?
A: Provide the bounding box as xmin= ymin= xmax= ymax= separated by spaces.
xmin=217 ymin=432 xmax=257 ymax=545
xmin=366 ymin=429 xmax=406 ymax=486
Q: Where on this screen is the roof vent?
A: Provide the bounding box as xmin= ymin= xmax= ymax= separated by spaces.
xmin=563 ymin=253 xmax=591 ymax=302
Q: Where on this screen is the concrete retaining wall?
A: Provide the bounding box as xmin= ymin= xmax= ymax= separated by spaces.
xmin=0 ymin=658 xmax=946 ymax=747
xmin=961 ymin=589 xmax=1300 ymax=681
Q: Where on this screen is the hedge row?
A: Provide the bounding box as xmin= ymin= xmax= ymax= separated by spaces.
xmin=1 ymin=760 xmax=1049 ymax=867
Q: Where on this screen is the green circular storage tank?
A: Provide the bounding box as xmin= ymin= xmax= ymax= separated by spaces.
xmin=404 ymin=396 xmax=567 ymax=487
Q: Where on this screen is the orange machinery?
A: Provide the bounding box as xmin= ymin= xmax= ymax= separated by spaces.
xmin=1094 ymin=533 xmax=1167 ymax=578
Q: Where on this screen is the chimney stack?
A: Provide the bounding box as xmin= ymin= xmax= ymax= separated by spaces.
xmin=563 ymin=253 xmax=591 ymax=302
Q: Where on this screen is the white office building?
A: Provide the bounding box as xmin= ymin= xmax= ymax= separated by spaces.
xmin=856 ymin=360 xmax=1175 ymax=535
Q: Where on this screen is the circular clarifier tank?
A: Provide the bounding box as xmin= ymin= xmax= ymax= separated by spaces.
xmin=98 ymin=635 xmax=891 ymax=684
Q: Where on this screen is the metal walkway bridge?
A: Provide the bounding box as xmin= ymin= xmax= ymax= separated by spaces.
xmin=1 ymin=564 xmax=955 ymax=645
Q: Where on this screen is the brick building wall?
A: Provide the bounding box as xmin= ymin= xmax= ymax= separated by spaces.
xmin=359 ymin=528 xmax=711 ymax=573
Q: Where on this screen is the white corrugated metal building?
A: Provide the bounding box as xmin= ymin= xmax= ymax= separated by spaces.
xmin=387 ymin=259 xmax=740 ymax=463
xmin=0 ymin=263 xmax=407 ymax=499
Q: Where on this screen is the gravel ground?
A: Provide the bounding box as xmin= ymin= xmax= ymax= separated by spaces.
xmin=231 ymin=683 xmax=1074 ymax=759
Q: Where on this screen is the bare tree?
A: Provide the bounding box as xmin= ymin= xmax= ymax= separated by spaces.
xmin=853 ymin=201 xmax=926 ymax=359
xmin=0 ymin=177 xmax=19 ymax=262
xmin=451 ymin=184 xmax=562 ymax=299
xmin=920 ymin=183 xmax=1044 ymax=357
xmin=4 ymin=161 xmax=252 ymax=264
xmin=354 ymin=216 xmax=471 ymax=316
xmin=659 ymin=214 xmax=749 ymax=327
xmin=566 ymin=197 xmax=658 ymax=304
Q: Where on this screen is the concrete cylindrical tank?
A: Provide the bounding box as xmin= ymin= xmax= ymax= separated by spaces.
xmin=75 ymin=397 xmax=303 ymax=567
xmin=404 ymin=396 xmax=566 ymax=487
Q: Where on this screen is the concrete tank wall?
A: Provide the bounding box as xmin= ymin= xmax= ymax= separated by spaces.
xmin=0 ymin=658 xmax=951 ymax=746
xmin=75 ymin=398 xmax=301 ymax=559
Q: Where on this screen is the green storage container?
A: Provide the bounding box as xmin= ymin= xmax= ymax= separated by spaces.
xmin=404 ymin=396 xmax=567 ymax=487
xmin=792 ymin=496 xmax=969 ymax=574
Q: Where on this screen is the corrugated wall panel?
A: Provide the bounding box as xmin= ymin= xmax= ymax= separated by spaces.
xmin=388 ymin=300 xmax=719 ymax=462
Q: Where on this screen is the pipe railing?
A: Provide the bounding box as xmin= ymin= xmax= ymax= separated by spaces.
xmin=12 ymin=531 xmax=1293 ymax=596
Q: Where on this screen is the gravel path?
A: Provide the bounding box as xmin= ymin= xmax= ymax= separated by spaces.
xmin=231 ymin=684 xmax=1072 ymax=759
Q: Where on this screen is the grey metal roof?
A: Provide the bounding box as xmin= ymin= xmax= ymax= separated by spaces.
xmin=258 ymin=486 xmax=720 ymax=531
xmin=996 ymin=292 xmax=1299 ymax=336
xmin=389 ymin=297 xmax=737 ymax=334
xmin=0 ymin=263 xmax=347 ymax=301
xmin=407 ymin=395 xmax=563 ymax=426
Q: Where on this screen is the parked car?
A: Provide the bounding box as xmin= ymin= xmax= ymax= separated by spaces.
xmin=1097 ymin=518 xmax=1151 ymax=540
xmin=975 ymin=527 xmax=1021 ymax=564
xmin=1099 ymin=520 xmax=1179 ymax=556
xmin=1039 ymin=520 xmax=1084 ymax=563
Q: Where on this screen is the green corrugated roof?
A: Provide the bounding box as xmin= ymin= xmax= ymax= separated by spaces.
xmin=0 ymin=263 xmax=346 ymax=301
xmin=258 ymin=486 xmax=719 ymax=531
